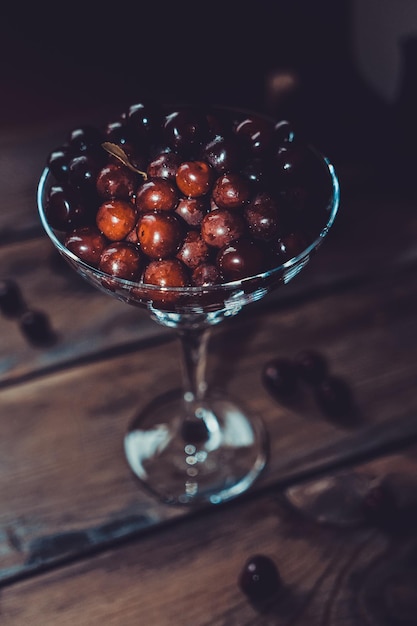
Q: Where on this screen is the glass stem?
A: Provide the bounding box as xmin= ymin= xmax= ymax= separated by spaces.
xmin=178 ymin=327 xmax=211 ymax=408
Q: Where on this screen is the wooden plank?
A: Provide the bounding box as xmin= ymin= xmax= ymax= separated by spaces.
xmin=0 ymin=445 xmax=415 ymax=625
xmin=0 ymin=268 xmax=417 ymax=582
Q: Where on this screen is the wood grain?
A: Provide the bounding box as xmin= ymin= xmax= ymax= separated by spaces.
xmin=1 ymin=265 xmax=417 ymax=582
xmin=1 ymin=445 xmax=416 ymax=625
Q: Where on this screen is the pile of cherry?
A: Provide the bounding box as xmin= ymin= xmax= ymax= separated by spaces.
xmin=44 ymin=101 xmax=331 ymax=291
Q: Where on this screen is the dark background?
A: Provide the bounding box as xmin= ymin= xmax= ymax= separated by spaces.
xmin=1 ymin=0 xmax=416 ymax=175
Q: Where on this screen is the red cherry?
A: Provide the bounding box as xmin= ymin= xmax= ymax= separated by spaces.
xmin=212 ymin=172 xmax=251 ymax=209
xmin=96 ymin=199 xmax=137 ymax=241
xmin=143 ymin=258 xmax=189 ymax=287
xmin=99 ymin=242 xmax=143 ymax=280
xmin=137 ymin=212 xmax=184 ymax=259
xmin=175 ymin=161 xmax=213 ymax=197
xmin=136 ymin=178 xmax=179 ymax=212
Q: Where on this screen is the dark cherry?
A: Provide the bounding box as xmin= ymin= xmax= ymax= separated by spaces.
xmin=96 ymin=199 xmax=137 ymax=241
xmin=96 ymin=162 xmax=139 ymax=200
xmin=104 ymin=119 xmax=131 ymax=146
xmin=176 ymin=231 xmax=210 ymax=270
xmin=68 ymin=154 xmax=102 ymax=193
xmin=68 ymin=125 xmax=103 ymax=153
xmin=136 ymin=178 xmax=179 ymax=212
xmin=143 ymin=258 xmax=189 ymax=287
xmin=201 ymin=208 xmax=246 ymax=249
xmin=243 ymin=192 xmax=280 ymax=241
xmin=235 ymin=115 xmax=274 ymax=155
xmin=162 ymin=108 xmax=209 ymax=152
xmin=217 ymin=238 xmax=266 ymax=282
xmin=191 ymin=263 xmax=220 ymax=286
xmin=273 ymin=143 xmax=306 ymax=178
xmin=273 ymin=119 xmax=296 ymax=146
xmin=294 ymin=349 xmax=328 ymax=384
xmin=65 ymin=226 xmax=108 ymax=267
xmin=99 ymin=241 xmax=143 ymax=280
xmin=314 ymin=376 xmax=353 ymax=417
xmin=47 ymin=146 xmax=73 ymax=183
xmin=175 ymin=196 xmax=207 ymax=228
xmin=126 ymin=101 xmax=161 ymax=140
xmin=238 ymin=555 xmax=281 ymax=600
xmin=137 ymin=212 xmax=184 ymax=259
xmin=262 ymin=357 xmax=298 ymax=397
xmin=275 ymin=232 xmax=309 ymax=261
xmin=240 ymin=157 xmax=267 ymax=186
xmin=200 ymin=135 xmax=241 ymax=173
xmin=175 ymin=161 xmax=213 ymax=197
xmin=45 ymin=185 xmax=90 ymax=231
xmin=211 ymin=172 xmax=251 ymax=209
xmin=19 ymin=309 xmax=56 ymax=347
xmin=147 ymin=152 xmax=182 ymax=180
xmin=0 ymin=279 xmax=25 ymax=317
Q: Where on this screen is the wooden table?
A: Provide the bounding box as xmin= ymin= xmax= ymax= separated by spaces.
xmin=1 ymin=104 xmax=417 ymax=626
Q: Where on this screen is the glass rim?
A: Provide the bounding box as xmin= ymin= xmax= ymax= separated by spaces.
xmin=37 ymin=148 xmax=340 ymax=295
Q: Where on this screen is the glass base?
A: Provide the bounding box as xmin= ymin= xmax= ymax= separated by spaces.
xmin=124 ymin=389 xmax=268 ymax=505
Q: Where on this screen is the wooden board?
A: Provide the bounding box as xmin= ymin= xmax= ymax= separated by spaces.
xmin=1 ymin=266 xmax=417 ymax=582
xmin=0 ymin=443 xmax=415 ymax=625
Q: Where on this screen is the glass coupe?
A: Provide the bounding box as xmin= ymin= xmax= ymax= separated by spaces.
xmin=37 ymin=109 xmax=340 ymax=506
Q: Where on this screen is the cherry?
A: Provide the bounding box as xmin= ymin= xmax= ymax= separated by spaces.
xmin=45 ymin=185 xmax=91 ymax=231
xmin=176 ymin=231 xmax=210 ymax=270
xmin=68 ymin=154 xmax=102 ymax=193
xmin=201 ymin=208 xmax=246 ymax=249
xmin=0 ymin=279 xmax=25 ymax=317
xmin=47 ymin=146 xmax=72 ymax=183
xmin=211 ymin=172 xmax=251 ymax=209
xmin=104 ymin=119 xmax=132 ymax=146
xmin=235 ymin=115 xmax=274 ymax=155
xmin=273 ymin=119 xmax=296 ymax=146
xmin=137 ymin=212 xmax=184 ymax=259
xmin=191 ymin=263 xmax=220 ymax=286
xmin=314 ymin=376 xmax=353 ymax=417
xmin=294 ymin=349 xmax=327 ymax=384
xmin=68 ymin=125 xmax=103 ymax=153
xmin=143 ymin=258 xmax=189 ymax=287
xmin=175 ymin=161 xmax=213 ymax=197
xmin=65 ymin=226 xmax=108 ymax=267
xmin=243 ymin=192 xmax=281 ymax=241
xmin=175 ymin=196 xmax=207 ymax=228
xmin=99 ymin=242 xmax=143 ymax=280
xmin=275 ymin=232 xmax=309 ymax=261
xmin=19 ymin=309 xmax=56 ymax=347
xmin=126 ymin=101 xmax=161 ymax=140
xmin=147 ymin=152 xmax=182 ymax=180
xmin=162 ymin=108 xmax=209 ymax=153
xmin=200 ymin=135 xmax=241 ymax=173
xmin=273 ymin=143 xmax=306 ymax=178
xmin=136 ymin=178 xmax=179 ymax=212
xmin=217 ymin=238 xmax=266 ymax=282
xmin=238 ymin=555 xmax=281 ymax=600
xmin=240 ymin=157 xmax=267 ymax=187
xmin=262 ymin=357 xmax=298 ymax=397
xmin=96 ymin=162 xmax=139 ymax=200
xmin=96 ymin=199 xmax=137 ymax=241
